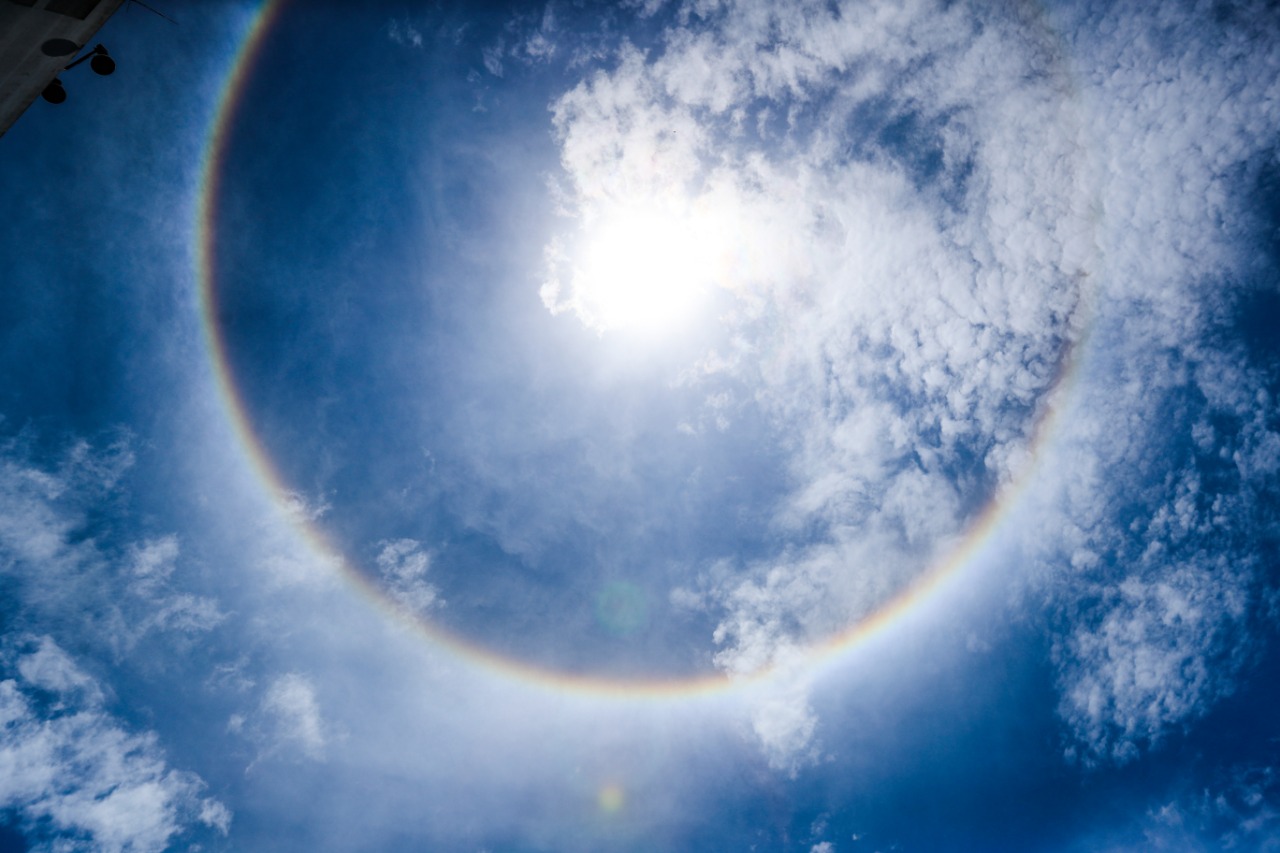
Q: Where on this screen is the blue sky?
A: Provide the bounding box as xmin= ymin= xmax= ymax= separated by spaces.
xmin=1 ymin=0 xmax=1279 ymax=850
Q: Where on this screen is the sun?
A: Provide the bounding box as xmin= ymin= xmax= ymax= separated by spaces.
xmin=566 ymin=201 xmax=727 ymax=336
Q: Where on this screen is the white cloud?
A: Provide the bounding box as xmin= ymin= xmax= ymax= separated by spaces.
xmin=127 ymin=537 xmax=225 ymax=636
xmin=548 ymin=0 xmax=1081 ymax=762
xmin=483 ymin=40 xmax=506 ymax=77
xmin=0 ymin=635 xmax=229 ymax=852
xmin=625 ymin=0 xmax=672 ymax=18
xmin=375 ymin=538 xmax=443 ymax=616
xmin=525 ymin=5 xmax=559 ymax=61
xmin=0 ymin=434 xmax=224 ymax=656
xmin=199 ymin=798 xmax=234 ymax=836
xmin=1056 ymin=558 xmax=1252 ymax=764
xmin=1071 ymin=761 xmax=1280 ymax=851
xmin=387 ymin=19 xmax=424 ymax=49
xmin=206 ymin=656 xmax=256 ymax=695
xmin=14 ymin=635 xmax=105 ymax=708
xmin=744 ymin=669 xmax=820 ymax=775
xmin=261 ymin=673 xmax=327 ymax=761
xmin=280 ymin=489 xmax=331 ymax=525
xmin=256 ymin=490 xmax=343 ymax=590
xmin=545 ymin=0 xmax=1280 ymax=769
xmin=1042 ymin=357 xmax=1277 ymax=764
xmin=228 ymin=671 xmax=335 ymax=771
xmin=0 ymin=433 xmax=231 ymax=848
xmin=476 ymin=5 xmax=563 ymax=80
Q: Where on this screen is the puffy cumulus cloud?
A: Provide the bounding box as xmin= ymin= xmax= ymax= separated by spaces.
xmin=1034 ymin=0 xmax=1280 ymax=749
xmin=0 ymin=431 xmax=223 ymax=656
xmin=1044 ymin=344 xmax=1280 ymax=764
xmin=375 ymin=538 xmax=443 ymax=616
xmin=546 ymin=0 xmax=1280 ymax=768
xmin=1055 ymin=558 xmax=1252 ymax=765
xmin=0 ymin=635 xmax=229 ymax=852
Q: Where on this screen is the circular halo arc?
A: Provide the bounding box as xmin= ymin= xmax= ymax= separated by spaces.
xmin=195 ymin=0 xmax=1095 ymax=700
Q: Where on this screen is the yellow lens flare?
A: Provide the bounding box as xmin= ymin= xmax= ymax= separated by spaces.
xmin=572 ymin=202 xmax=727 ymax=335
xmin=597 ymin=782 xmax=625 ymax=814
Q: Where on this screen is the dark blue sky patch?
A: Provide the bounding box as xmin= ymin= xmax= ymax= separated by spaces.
xmin=0 ymin=163 xmax=140 ymax=430
xmin=0 ymin=822 xmax=26 ymax=853
xmin=784 ymin=620 xmax=1084 ymax=851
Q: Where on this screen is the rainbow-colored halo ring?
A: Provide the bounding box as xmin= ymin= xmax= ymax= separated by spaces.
xmin=195 ymin=0 xmax=1092 ymax=699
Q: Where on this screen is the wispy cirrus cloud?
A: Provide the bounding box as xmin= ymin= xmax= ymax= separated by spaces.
xmin=0 ymin=634 xmax=230 ymax=853
xmin=386 ymin=19 xmax=424 ymax=49
xmin=1066 ymin=759 xmax=1280 ymax=851
xmin=0 ymin=428 xmax=235 ymax=847
xmin=0 ymin=431 xmax=224 ymax=657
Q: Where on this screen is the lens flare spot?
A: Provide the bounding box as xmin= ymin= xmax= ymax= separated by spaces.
xmin=598 ymin=783 xmax=625 ymax=814
xmin=595 ymin=581 xmax=649 ymax=637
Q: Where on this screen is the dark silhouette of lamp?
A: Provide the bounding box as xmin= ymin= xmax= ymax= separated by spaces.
xmin=42 ymin=44 xmax=115 ymax=104
xmin=41 ymin=79 xmax=67 ymax=104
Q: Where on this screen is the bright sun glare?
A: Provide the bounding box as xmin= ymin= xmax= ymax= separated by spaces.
xmin=572 ymin=203 xmax=726 ymax=335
